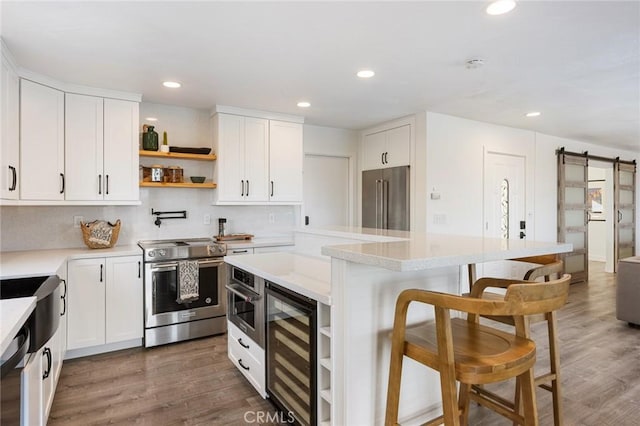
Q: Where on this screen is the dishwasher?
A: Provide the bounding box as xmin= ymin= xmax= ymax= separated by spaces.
xmin=265 ymin=281 xmax=317 ymax=426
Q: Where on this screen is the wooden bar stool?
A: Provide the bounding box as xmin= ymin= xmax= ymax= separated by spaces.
xmin=385 ymin=274 xmax=571 ymax=426
xmin=470 ymin=255 xmax=565 ymax=426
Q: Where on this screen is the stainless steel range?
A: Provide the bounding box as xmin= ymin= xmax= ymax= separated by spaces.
xmin=138 ymin=238 xmax=227 ymax=347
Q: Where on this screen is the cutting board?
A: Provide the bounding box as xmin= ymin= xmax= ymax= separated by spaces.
xmin=215 ymin=234 xmax=254 ymax=241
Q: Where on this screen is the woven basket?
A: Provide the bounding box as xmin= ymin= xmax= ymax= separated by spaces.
xmin=80 ymin=219 xmax=121 ymax=249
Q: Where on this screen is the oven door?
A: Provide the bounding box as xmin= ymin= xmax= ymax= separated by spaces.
xmin=226 ymin=283 xmax=264 ymax=348
xmin=145 ymin=258 xmax=226 ymax=328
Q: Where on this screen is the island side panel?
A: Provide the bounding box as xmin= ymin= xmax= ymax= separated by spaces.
xmin=331 ymin=258 xmax=461 ymax=425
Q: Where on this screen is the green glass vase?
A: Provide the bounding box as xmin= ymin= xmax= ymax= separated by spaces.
xmin=142 ymin=126 xmax=159 ymax=151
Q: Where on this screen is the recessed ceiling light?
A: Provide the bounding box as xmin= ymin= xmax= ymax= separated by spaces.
xmin=465 ymin=59 xmax=485 ymax=69
xmin=145 ymin=117 xmax=158 ymax=122
xmin=525 ymin=111 xmax=541 ymax=117
xmin=297 ymin=101 xmax=311 ymax=108
xmin=486 ymin=0 xmax=516 ymax=15
xmin=357 ymin=70 xmax=375 ymax=79
xmin=162 ymin=81 xmax=181 ymax=88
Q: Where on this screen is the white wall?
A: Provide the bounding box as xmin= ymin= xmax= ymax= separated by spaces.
xmin=588 ymin=167 xmax=608 ymax=262
xmin=424 ymin=112 xmax=536 ymax=238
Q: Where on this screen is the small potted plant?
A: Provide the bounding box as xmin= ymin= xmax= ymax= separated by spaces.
xmin=160 ymin=131 xmax=170 ymax=153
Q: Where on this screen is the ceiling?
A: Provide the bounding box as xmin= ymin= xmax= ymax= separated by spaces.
xmin=2 ymin=1 xmax=639 ymax=151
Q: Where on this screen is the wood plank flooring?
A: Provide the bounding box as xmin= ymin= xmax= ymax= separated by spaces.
xmin=49 ymin=261 xmax=639 ymax=425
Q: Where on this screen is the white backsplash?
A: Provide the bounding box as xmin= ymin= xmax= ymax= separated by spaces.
xmin=0 ymin=188 xmax=299 ymax=251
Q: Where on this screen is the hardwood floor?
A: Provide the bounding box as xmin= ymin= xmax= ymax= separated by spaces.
xmin=49 ymin=261 xmax=638 ymax=425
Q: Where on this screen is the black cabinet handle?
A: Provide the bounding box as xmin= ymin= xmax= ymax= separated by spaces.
xmin=98 ymin=175 xmax=102 ymax=195
xmin=381 ymin=152 xmax=384 ymax=165
xmin=241 ymin=180 xmax=245 ymax=196
xmin=8 ymin=165 xmax=16 ymax=191
xmin=384 ymin=152 xmax=389 ymax=164
xmin=60 ymin=279 xmax=67 ymax=316
xmin=270 ymin=181 xmax=274 ymax=197
xmin=618 ymin=210 xmax=623 ymax=223
xmin=100 ymin=264 xmax=103 ymax=282
xmin=305 ymin=215 xmax=310 ymax=226
xmin=232 ymin=249 xmax=248 ymax=254
xmin=238 ymin=338 xmax=250 ymax=349
xmin=238 ymin=359 xmax=250 ymax=371
xmin=60 ymin=173 xmax=65 ymax=194
xmin=138 ymin=261 xmax=141 ymax=278
xmin=42 ymin=347 xmax=52 ymax=379
xmin=246 ymin=180 xmax=249 ymax=197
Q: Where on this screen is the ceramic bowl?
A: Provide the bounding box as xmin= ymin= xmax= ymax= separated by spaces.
xmin=190 ymin=176 xmax=206 ymax=183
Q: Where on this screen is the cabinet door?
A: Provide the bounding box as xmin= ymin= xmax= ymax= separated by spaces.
xmin=243 ymin=117 xmax=269 ymax=202
xmin=19 ymin=79 xmax=65 ymax=200
xmin=105 ymin=256 xmax=143 ymax=343
xmin=65 ymin=94 xmax=104 ymax=200
xmin=385 ymin=124 xmax=410 ymax=168
xmin=67 ymin=258 xmax=106 ymax=350
xmin=103 ymin=99 xmax=139 ymax=201
xmin=22 ymin=349 xmax=44 ymax=426
xmin=1 ymin=52 xmax=19 ymax=199
xmin=216 ymin=114 xmax=245 ymax=202
xmin=362 ymin=130 xmax=387 ymax=171
xmin=269 ymin=120 xmax=303 ymax=203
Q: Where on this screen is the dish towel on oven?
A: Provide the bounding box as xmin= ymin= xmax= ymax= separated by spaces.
xmin=177 ymin=260 xmax=199 ymax=303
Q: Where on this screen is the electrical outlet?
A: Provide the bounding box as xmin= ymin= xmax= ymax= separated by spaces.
xmin=268 ymin=213 xmax=275 ymax=224
xmin=203 ymin=214 xmax=211 ymax=225
xmin=73 ymin=215 xmax=84 ymax=228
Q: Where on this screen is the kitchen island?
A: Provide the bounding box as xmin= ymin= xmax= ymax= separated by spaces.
xmin=229 ymin=227 xmax=572 ymax=426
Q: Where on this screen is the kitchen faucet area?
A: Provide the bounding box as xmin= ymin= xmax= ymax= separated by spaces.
xmin=1 ymin=1 xmax=639 ymax=425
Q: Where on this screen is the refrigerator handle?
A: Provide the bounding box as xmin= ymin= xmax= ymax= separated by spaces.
xmin=382 ymin=179 xmax=389 ymax=229
xmin=376 ymin=179 xmax=382 ymax=229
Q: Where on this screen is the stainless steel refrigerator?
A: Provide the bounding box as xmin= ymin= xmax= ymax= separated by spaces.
xmin=362 ymin=165 xmax=409 ymax=231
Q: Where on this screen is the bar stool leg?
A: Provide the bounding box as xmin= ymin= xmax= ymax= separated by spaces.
xmin=458 ymin=383 xmax=472 ymax=426
xmin=547 ymin=312 xmax=563 ymax=426
xmin=519 ymin=367 xmax=539 ymax=426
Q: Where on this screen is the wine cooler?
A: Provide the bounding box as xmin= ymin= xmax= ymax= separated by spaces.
xmin=266 ymin=281 xmax=317 ymax=426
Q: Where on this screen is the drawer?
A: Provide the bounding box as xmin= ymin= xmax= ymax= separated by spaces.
xmin=226 ymin=248 xmax=254 ymax=256
xmin=228 ymin=321 xmax=263 ymax=363
xmin=227 ymin=322 xmax=266 ymax=397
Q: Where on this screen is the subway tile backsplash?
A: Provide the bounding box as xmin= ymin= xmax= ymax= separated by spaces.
xmin=0 ymin=188 xmax=298 ymax=251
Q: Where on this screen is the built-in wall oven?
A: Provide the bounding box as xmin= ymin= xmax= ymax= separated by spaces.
xmin=266 ymin=281 xmax=317 ymax=426
xmin=138 ymin=238 xmax=227 ymax=347
xmin=226 ymin=265 xmax=265 ymax=348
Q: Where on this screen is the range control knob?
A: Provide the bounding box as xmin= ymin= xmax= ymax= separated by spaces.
xmin=158 ymin=249 xmax=166 ymax=257
xmin=148 ymin=250 xmax=156 ymax=258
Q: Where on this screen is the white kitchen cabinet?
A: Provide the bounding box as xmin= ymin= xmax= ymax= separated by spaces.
xmin=65 ymin=95 xmax=139 ymax=201
xmin=228 ymin=321 xmax=266 ymax=398
xmin=1 ymin=49 xmax=19 ymax=200
xmin=67 ymin=255 xmax=142 ymax=350
xmin=213 ymin=113 xmax=269 ymax=203
xmin=269 ymin=120 xmax=303 ymax=203
xmin=362 ymin=124 xmax=410 ymax=170
xmin=226 ymin=247 xmax=255 ymax=256
xmin=22 ymin=280 xmax=67 ymax=426
xmin=19 ymin=79 xmax=65 ymax=200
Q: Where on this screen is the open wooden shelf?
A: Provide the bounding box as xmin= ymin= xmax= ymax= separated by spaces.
xmin=139 ymin=181 xmax=216 ymax=189
xmin=139 ymin=150 xmax=216 ymax=161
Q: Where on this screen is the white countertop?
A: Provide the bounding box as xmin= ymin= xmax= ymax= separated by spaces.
xmin=0 ymin=245 xmax=141 ymax=279
xmin=1 ymin=297 xmax=36 ymax=354
xmin=224 ymin=237 xmax=294 ymax=250
xmin=224 ymin=252 xmax=331 ymax=305
xmin=318 ymin=229 xmax=573 ymax=272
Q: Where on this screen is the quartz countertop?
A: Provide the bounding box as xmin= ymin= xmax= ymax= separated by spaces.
xmin=316 ymin=229 xmax=572 ymax=272
xmin=224 ymin=237 xmax=294 ymax=250
xmin=0 ymin=245 xmax=142 ymax=279
xmin=224 ymin=252 xmax=331 ymax=305
xmin=1 ymin=297 xmax=36 ymax=354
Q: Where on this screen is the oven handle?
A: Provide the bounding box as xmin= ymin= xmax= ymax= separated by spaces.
xmin=225 ymin=283 xmax=261 ymax=302
xmin=150 ymin=263 xmax=178 ymax=272
xmin=197 ymin=259 xmax=225 ymax=266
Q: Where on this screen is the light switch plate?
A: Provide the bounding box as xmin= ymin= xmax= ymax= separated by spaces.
xmin=73 ymin=215 xmax=83 ymax=228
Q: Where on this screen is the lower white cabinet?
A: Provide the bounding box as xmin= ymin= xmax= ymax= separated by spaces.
xmin=67 ymin=255 xmax=143 ymax=351
xmin=228 ymin=321 xmax=266 ymax=398
xmin=22 ymin=281 xmax=66 ymax=426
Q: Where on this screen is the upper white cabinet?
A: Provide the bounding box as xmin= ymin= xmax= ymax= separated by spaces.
xmin=19 ymin=79 xmax=65 ymax=200
xmin=1 ymin=49 xmax=19 ymax=200
xmin=362 ymin=124 xmax=410 ymax=170
xmin=213 ymin=113 xmax=269 ymax=202
xmin=212 ymin=109 xmax=303 ymax=205
xmin=65 ymin=94 xmax=139 ymax=201
xmin=269 ymin=120 xmax=303 ymax=202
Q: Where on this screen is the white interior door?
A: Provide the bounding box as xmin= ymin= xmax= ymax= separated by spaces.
xmin=303 ymin=154 xmax=350 ymax=227
xmin=482 ymin=152 xmax=527 ymax=279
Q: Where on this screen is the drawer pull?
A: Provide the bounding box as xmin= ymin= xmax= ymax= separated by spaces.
xmin=238 ymin=359 xmax=250 ymax=371
xmin=238 ymin=338 xmax=250 ymax=349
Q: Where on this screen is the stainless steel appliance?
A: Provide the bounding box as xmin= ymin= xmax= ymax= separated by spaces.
xmin=138 ymin=238 xmax=227 ymax=347
xmin=362 ymin=165 xmax=410 ymax=231
xmin=226 ymin=265 xmax=265 ymax=348
xmin=0 ymin=326 xmax=29 ymax=425
xmin=266 ymin=281 xmax=317 ymax=426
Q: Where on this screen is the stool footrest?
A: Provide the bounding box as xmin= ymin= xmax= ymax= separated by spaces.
xmin=469 ymin=390 xmax=524 ymax=424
